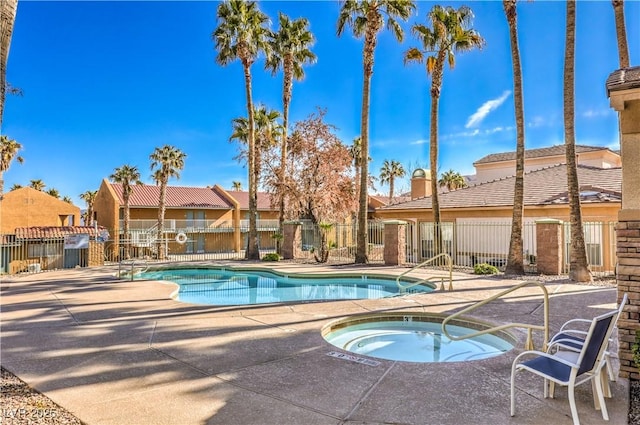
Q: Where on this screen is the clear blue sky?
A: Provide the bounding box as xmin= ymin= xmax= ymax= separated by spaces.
xmin=3 ymin=1 xmax=639 ymax=207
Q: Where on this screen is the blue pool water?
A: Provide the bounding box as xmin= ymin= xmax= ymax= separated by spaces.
xmin=323 ymin=314 xmax=514 ymax=363
xmin=137 ymin=268 xmax=434 ymax=305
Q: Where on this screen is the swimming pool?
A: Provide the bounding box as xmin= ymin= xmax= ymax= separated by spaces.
xmin=137 ymin=267 xmax=434 ymax=305
xmin=322 ymin=313 xmax=515 ymax=363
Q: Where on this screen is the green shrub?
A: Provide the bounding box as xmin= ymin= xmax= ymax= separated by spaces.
xmin=633 ymin=330 xmax=640 ymax=372
xmin=474 ymin=263 xmax=499 ymax=275
xmin=262 ymin=253 xmax=281 ymax=262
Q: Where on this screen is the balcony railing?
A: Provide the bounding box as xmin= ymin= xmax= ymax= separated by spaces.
xmin=119 ymin=219 xmax=280 ymax=233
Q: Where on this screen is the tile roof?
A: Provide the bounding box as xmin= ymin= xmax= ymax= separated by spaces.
xmin=16 ymin=226 xmax=109 ymax=240
xmin=379 ymin=164 xmax=621 ymax=211
xmin=225 ymin=190 xmax=274 ymax=210
xmin=606 ymin=66 xmax=640 ymax=94
xmin=110 ymin=183 xmax=233 ymax=209
xmin=370 ymin=194 xmax=412 ymax=206
xmin=473 ymin=145 xmax=614 ymax=165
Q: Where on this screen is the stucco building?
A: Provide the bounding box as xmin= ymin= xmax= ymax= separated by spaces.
xmin=93 ymin=179 xmax=278 ymax=260
xmin=0 ymin=187 xmax=80 ymax=233
xmin=374 ymin=146 xmax=621 ymax=272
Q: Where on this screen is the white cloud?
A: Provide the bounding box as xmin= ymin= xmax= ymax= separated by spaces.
xmin=410 ymin=139 xmax=428 ymax=145
xmin=465 ymin=91 xmax=512 ymax=128
xmin=527 ymin=116 xmax=547 ymax=128
xmin=442 ymin=126 xmax=513 ymax=141
xmin=582 ymin=109 xmax=611 ymax=118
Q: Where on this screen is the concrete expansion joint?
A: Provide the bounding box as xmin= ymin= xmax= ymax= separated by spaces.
xmin=343 ymin=362 xmax=397 ymax=422
xmin=50 ymin=290 xmax=80 ymax=324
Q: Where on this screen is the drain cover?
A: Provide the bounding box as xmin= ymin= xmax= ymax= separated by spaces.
xmin=326 ymin=351 xmax=380 ymax=367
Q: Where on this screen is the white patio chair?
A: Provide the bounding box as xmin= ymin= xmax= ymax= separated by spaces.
xmin=510 ymin=309 xmax=619 ymax=425
xmin=549 ymin=292 xmax=628 ymax=385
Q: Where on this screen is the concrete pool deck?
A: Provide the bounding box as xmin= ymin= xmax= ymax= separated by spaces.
xmin=0 ymin=262 xmax=629 ymax=424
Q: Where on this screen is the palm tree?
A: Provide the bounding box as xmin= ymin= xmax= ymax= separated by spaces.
xmin=404 ymin=5 xmax=484 ymax=257
xmin=438 ymin=169 xmax=467 ymax=191
xmin=213 ymin=0 xmax=270 ymax=261
xmin=337 ymin=0 xmax=415 ymax=264
xmin=0 ymin=134 xmax=22 ymax=196
xmin=232 ymin=181 xmax=243 ymax=191
xmin=266 ymin=13 xmax=317 ymax=237
xmin=29 ymin=179 xmax=45 ymax=191
xmin=612 ymin=0 xmax=630 ymax=68
xmin=230 ymin=105 xmax=282 ymax=186
xmin=111 ymin=164 xmax=142 ymax=259
xmin=46 ymin=188 xmax=60 ymax=198
xmin=79 ymin=190 xmax=97 ymax=226
xmin=0 ymin=0 xmax=18 ymax=130
xmin=62 ymin=195 xmax=72 ymax=204
xmin=150 ymin=145 xmax=186 ymax=260
xmin=9 ymin=183 xmax=20 ymax=191
xmin=564 ymin=0 xmax=591 ymax=282
xmin=379 ymin=160 xmax=406 ymax=202
xmin=503 ymin=0 xmax=526 ymax=276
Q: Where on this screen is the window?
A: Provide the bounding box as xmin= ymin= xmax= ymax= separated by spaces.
xmin=28 ymin=243 xmax=59 ymax=258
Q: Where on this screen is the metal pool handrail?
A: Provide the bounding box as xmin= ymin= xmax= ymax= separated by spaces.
xmin=396 ymin=253 xmax=453 ymax=291
xmin=118 ymin=259 xmax=149 ymax=281
xmin=441 ymin=280 xmax=550 ymax=351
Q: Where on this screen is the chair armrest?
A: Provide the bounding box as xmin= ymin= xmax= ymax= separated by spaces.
xmin=559 ymin=318 xmax=592 ymax=332
xmin=551 ymin=329 xmax=588 ymax=339
xmin=548 ymin=338 xmax=584 ymax=353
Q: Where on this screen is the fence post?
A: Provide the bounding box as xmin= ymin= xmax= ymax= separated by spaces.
xmin=282 ymin=222 xmax=302 ymax=260
xmin=608 ymin=68 xmax=640 ymax=379
xmin=535 ymin=219 xmax=563 ymax=275
xmin=89 ymin=241 xmax=105 ymax=266
xmin=383 ymin=220 xmax=406 ymax=266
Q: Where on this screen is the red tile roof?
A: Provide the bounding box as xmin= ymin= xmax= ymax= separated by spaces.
xmin=109 ymin=183 xmax=233 ymax=209
xmin=473 ymin=145 xmax=614 ymax=165
xmin=225 ymin=190 xmax=274 ymax=210
xmin=15 ymin=226 xmax=109 ymax=240
xmin=379 ymin=164 xmax=621 ymax=211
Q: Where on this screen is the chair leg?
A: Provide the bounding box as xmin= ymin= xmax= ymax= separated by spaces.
xmin=568 ymin=384 xmax=580 ymax=425
xmin=605 ymin=353 xmax=616 ymax=383
xmin=601 ymin=369 xmax=612 ymax=398
xmin=593 ymin=374 xmax=609 ymax=421
xmin=510 ymin=368 xmax=517 ymax=417
xmin=591 ymin=380 xmax=601 ymax=411
xmin=548 ymin=380 xmax=555 ymax=399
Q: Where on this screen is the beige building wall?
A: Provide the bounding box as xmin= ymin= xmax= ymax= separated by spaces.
xmin=474 ymin=150 xmax=621 ymax=184
xmin=0 ymin=187 xmax=81 ymax=233
xmin=374 ymin=203 xmax=619 ymax=223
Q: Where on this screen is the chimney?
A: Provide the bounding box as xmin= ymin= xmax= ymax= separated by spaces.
xmin=411 ymin=169 xmax=432 ymax=199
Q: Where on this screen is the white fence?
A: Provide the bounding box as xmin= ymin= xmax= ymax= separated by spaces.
xmin=2 ymin=220 xmax=617 ymax=275
xmin=404 ymin=221 xmax=615 ymax=275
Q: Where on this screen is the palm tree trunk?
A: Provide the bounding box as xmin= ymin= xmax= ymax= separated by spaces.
xmin=124 ymin=196 xmax=131 ymax=260
xmin=278 ymin=57 xmax=294 ymax=249
xmin=612 ymin=0 xmax=630 ymax=68
xmin=504 ymin=0 xmax=525 ymax=275
xmin=243 ymin=62 xmax=260 ymax=260
xmin=564 ymin=0 xmax=591 ymax=282
xmin=430 ymin=53 xmax=446 ymax=258
xmin=389 ymin=177 xmax=395 ymax=202
xmin=157 ymin=179 xmax=167 ymax=260
xmin=0 ymin=0 xmax=17 ymax=131
xmin=355 ymin=25 xmax=378 ymax=264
